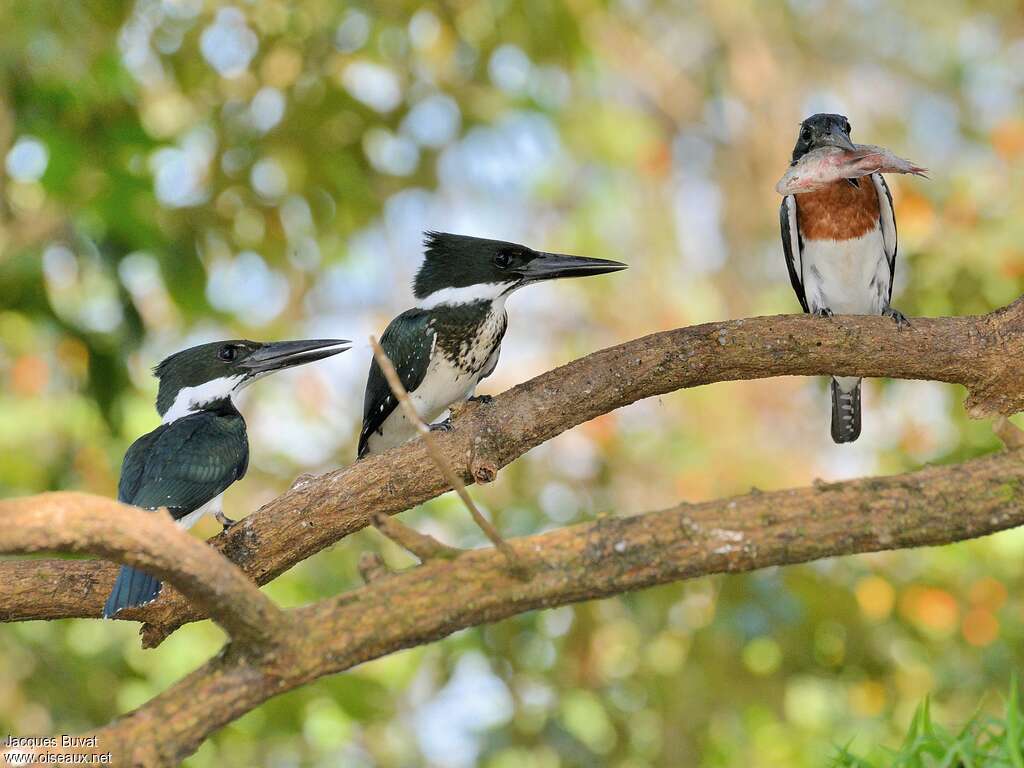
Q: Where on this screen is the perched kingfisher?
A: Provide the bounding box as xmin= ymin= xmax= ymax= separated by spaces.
xmin=358 ymin=232 xmax=626 ymax=457
xmin=780 ymin=113 xmax=906 ymax=443
xmin=103 ymin=337 xmax=350 ymax=617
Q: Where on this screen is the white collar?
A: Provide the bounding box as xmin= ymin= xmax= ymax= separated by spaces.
xmin=416 ymin=282 xmax=516 ymax=310
xmin=161 ymin=375 xmax=245 ymax=424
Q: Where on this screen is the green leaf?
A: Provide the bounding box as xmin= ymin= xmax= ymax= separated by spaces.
xmin=1007 ymin=673 xmax=1024 ymax=768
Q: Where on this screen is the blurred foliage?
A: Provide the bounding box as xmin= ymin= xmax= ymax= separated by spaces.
xmin=3 ymin=0 xmax=1024 ymax=766
xmin=832 ymin=677 xmax=1024 ymax=767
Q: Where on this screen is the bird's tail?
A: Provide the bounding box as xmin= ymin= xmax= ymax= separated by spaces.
xmin=103 ymin=566 xmax=162 ymax=618
xmin=830 ymin=377 xmax=862 ymax=444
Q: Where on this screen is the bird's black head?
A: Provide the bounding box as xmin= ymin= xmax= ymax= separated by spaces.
xmin=154 ymin=338 xmax=350 ymax=420
xmin=791 ymin=113 xmax=855 ymax=163
xmin=413 ymin=232 xmax=627 ymax=303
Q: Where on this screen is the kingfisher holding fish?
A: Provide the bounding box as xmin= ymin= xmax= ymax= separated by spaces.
xmin=778 ymin=113 xmax=927 ymax=443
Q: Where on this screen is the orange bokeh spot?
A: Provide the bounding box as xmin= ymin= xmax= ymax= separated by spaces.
xmin=1000 ymin=251 xmax=1024 ymax=279
xmin=849 ymin=680 xmax=886 ymax=717
xmin=643 ymin=141 xmax=672 ymax=178
xmin=855 ymin=576 xmax=895 ymax=621
xmin=900 ymin=586 xmax=959 ymax=634
xmin=11 ymin=355 xmax=49 ymax=396
xmin=56 ymin=337 xmax=89 ymax=380
xmin=969 ymin=577 xmax=1008 ymax=612
xmin=991 ymin=119 xmax=1024 ymax=160
xmin=944 ymin=194 xmax=979 ymax=228
xmin=962 ymin=608 xmax=999 ymax=647
xmin=581 ymin=413 xmax=616 ymax=444
xmin=894 ymin=189 xmax=935 ymax=239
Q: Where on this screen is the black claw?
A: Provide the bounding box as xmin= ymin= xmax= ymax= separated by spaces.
xmin=468 ymin=394 xmax=493 ymax=404
xmin=429 ymin=418 xmax=454 ymax=433
xmin=215 ymin=511 xmax=237 ymax=531
xmin=813 ymin=307 xmax=834 ymax=319
xmin=883 ymin=306 xmax=910 ymax=330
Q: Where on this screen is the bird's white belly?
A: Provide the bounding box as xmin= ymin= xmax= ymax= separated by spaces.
xmin=174 ymin=492 xmax=224 ymax=530
xmin=801 ymin=226 xmax=888 ymax=316
xmin=411 ymin=355 xmax=482 ymax=422
xmin=368 ymin=348 xmax=496 ymax=453
xmin=366 ymin=304 xmax=506 ymax=454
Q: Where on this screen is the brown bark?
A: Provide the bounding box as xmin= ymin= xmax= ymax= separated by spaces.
xmin=0 ymin=493 xmax=286 ymax=651
xmin=4 ymin=302 xmax=1024 ymax=765
xmin=48 ymin=444 xmax=1024 ymax=766
xmin=2 ymin=302 xmax=1023 ymax=648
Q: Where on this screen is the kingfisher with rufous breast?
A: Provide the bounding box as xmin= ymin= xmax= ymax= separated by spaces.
xmin=779 ymin=113 xmax=908 ymax=444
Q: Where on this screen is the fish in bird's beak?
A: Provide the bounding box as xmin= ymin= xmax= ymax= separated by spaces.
xmin=775 ymin=144 xmax=928 ymax=196
xmin=517 ymin=253 xmax=628 ymax=283
xmin=242 ymin=339 xmax=351 ymax=374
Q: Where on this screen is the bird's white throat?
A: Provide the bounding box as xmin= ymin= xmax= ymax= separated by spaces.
xmin=417 ymin=282 xmax=516 ymax=310
xmin=161 ymin=375 xmax=247 ymax=424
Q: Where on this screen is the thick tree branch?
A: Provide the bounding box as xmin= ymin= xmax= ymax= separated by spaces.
xmin=0 ymin=493 xmax=286 ymax=651
xmin=63 ymin=444 xmax=1024 ymax=766
xmin=2 ymin=301 xmax=1023 ymax=645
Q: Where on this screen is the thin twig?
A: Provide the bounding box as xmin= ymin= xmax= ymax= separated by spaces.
xmin=994 ymin=416 xmax=1024 ymax=450
xmin=356 ymin=551 xmax=391 ymax=583
xmin=372 ymin=512 xmax=460 ymax=562
xmin=369 ymin=336 xmax=523 ymax=570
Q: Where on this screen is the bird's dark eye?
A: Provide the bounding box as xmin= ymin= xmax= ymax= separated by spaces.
xmin=494 ymin=250 xmax=512 ymax=269
xmin=218 ymin=345 xmax=237 ymax=362
xmin=843 ymin=121 xmax=852 ymax=134
xmin=800 ymin=127 xmax=811 ymax=141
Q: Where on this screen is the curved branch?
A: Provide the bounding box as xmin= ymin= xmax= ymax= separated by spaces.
xmin=3 ymin=301 xmax=1023 ymax=644
xmin=0 ymin=493 xmax=286 ymax=651
xmin=81 ymin=444 xmax=1024 ymax=766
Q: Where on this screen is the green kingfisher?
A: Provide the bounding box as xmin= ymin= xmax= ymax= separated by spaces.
xmin=780 ymin=113 xmax=908 ymax=443
xmin=358 ymin=232 xmax=626 ymax=457
xmin=103 ymin=337 xmax=350 ymax=618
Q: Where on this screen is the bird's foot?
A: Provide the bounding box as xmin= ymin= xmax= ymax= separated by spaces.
xmin=214 ymin=510 xmax=237 ymax=531
xmin=468 ymin=394 xmax=493 ymax=405
xmin=813 ymin=307 xmax=834 ymax=319
xmin=429 ymin=418 xmax=454 ymax=433
xmin=882 ymin=305 xmax=910 ymax=330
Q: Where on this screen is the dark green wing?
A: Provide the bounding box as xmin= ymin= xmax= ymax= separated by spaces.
xmin=117 ymin=427 xmax=163 ymax=504
xmin=358 ymin=309 xmax=435 ymax=458
xmin=118 ymin=410 xmax=249 ymax=519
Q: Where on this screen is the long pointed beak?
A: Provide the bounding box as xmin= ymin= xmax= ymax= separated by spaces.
xmin=242 ymin=339 xmax=351 ymax=374
xmin=823 ymin=126 xmax=856 ymax=152
xmin=518 ymin=253 xmax=628 ymax=283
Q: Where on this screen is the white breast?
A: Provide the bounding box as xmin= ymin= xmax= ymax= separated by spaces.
xmin=366 ymin=304 xmax=506 ymax=454
xmin=174 ymin=492 xmax=224 ymax=530
xmin=801 ymin=225 xmax=890 ymax=316
xmin=411 ymin=354 xmax=483 ymax=421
